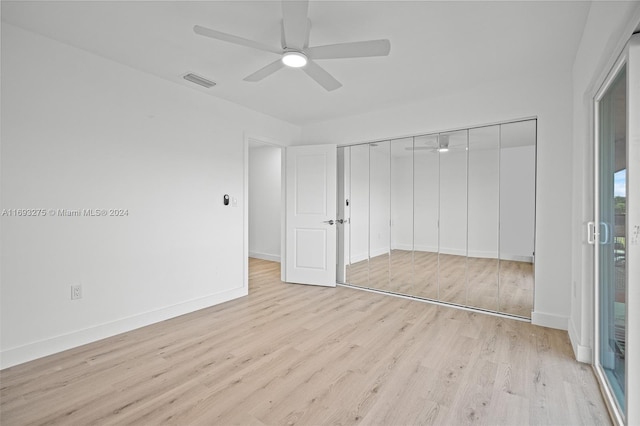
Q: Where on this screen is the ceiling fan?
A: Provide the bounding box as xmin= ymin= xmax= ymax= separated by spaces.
xmin=193 ymin=0 xmax=391 ymax=91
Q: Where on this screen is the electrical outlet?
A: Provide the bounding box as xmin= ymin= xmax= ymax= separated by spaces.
xmin=71 ymin=285 xmax=82 ymax=300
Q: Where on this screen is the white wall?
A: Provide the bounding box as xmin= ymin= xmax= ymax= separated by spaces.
xmin=570 ymin=2 xmax=640 ymax=362
xmin=0 ymin=23 xmax=301 ymax=368
xmin=302 ymin=70 xmax=573 ymax=329
xmin=248 ymin=144 xmax=281 ymax=262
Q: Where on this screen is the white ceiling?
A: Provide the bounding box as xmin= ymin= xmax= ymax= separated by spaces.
xmin=1 ymin=1 xmax=591 ymax=126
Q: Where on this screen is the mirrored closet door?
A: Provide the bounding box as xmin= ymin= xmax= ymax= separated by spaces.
xmin=337 ymin=119 xmax=537 ymax=318
xmin=390 ymin=138 xmax=414 ymax=295
xmin=467 ymin=125 xmax=500 ymax=312
xmin=344 ymin=144 xmax=370 ymax=288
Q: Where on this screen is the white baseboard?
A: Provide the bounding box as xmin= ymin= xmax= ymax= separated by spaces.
xmin=414 ymin=245 xmax=438 ymax=253
xmin=249 ymin=251 xmax=281 ymax=262
xmin=468 ymin=250 xmax=498 ymax=259
xmin=351 ymin=248 xmax=533 ymax=262
xmin=439 ymin=247 xmax=467 ymax=257
xmin=350 ymin=251 xmax=368 ymax=263
xmin=370 ymin=247 xmax=389 ymax=258
xmin=350 ymin=247 xmax=390 ymax=263
xmin=500 ymin=254 xmax=534 ymax=263
xmin=531 ymin=310 xmax=568 ymax=330
xmin=0 ymin=286 xmax=247 ymax=369
xmin=568 ymin=318 xmax=592 ymax=363
xmin=391 ymin=243 xmax=413 ymax=251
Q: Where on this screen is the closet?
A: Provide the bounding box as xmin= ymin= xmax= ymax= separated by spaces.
xmin=337 ymin=119 xmax=536 ymax=318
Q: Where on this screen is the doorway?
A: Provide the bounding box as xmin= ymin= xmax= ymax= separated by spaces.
xmin=247 ymin=138 xmax=283 ymax=288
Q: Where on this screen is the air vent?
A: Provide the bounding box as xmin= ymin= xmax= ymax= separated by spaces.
xmin=183 ymin=73 xmax=216 ymax=88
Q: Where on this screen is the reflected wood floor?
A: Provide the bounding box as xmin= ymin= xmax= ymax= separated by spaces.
xmin=1 ymin=258 xmax=608 ymax=425
xmin=347 ymin=250 xmax=533 ymax=318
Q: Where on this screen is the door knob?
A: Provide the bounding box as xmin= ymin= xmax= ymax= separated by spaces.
xmin=323 ymin=220 xmax=335 ymax=225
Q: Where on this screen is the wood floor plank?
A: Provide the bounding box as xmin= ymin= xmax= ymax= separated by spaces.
xmin=0 ymin=258 xmax=609 ymax=425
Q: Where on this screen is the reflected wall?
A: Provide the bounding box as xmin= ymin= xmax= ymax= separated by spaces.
xmin=337 ymin=119 xmax=537 ymax=318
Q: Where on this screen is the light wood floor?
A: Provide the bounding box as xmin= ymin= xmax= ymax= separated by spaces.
xmin=347 ymin=250 xmax=533 ymax=318
xmin=1 ymin=258 xmax=608 ymax=425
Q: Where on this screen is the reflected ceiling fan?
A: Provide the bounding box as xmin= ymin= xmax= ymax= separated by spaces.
xmin=406 ymin=135 xmax=450 ymax=152
xmin=193 ymin=0 xmax=391 ymax=91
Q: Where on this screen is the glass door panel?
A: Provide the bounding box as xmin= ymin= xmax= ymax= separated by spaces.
xmin=413 ymin=134 xmax=440 ymax=300
xmin=369 ymin=141 xmax=391 ymax=291
xmin=390 ymin=137 xmax=414 ymax=295
xmin=467 ymin=126 xmax=500 ymax=312
xmin=597 ymin=64 xmax=626 ymax=414
xmin=347 ymin=144 xmax=370 ymax=287
xmin=438 ymin=130 xmax=468 ymax=305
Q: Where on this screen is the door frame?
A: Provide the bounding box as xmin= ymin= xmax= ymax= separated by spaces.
xmin=593 ymin=51 xmax=627 ymax=426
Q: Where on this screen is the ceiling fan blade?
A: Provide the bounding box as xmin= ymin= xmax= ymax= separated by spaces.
xmin=281 ymin=0 xmax=309 ymax=50
xmin=302 ymin=60 xmax=342 ymax=91
xmin=243 ymin=59 xmax=285 ymax=82
xmin=306 ymin=39 xmax=391 ymax=60
xmin=194 ymin=25 xmax=282 ymax=55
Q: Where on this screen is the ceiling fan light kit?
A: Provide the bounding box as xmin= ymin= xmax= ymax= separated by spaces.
xmin=282 ymin=51 xmax=308 ymax=68
xmin=193 ymin=0 xmax=390 ymax=91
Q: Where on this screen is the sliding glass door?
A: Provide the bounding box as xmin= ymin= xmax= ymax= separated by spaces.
xmin=596 ymin=61 xmax=627 ymax=418
xmin=594 ymin=32 xmax=639 ymax=425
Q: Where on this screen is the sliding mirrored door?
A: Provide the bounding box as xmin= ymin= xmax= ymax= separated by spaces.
xmin=390 ymin=138 xmax=414 ymax=295
xmin=369 ymin=141 xmax=391 ymax=291
xmin=498 ymin=120 xmax=536 ymax=317
xmin=413 ymin=135 xmax=440 ymax=300
xmin=337 ymin=120 xmax=536 ymax=318
xmin=347 ymin=144 xmax=370 ymax=287
xmin=467 ymin=126 xmax=500 ymax=312
xmin=438 ymin=130 xmax=468 ymax=305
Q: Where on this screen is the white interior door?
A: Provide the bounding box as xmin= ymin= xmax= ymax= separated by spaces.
xmin=285 ymin=144 xmax=337 ymax=286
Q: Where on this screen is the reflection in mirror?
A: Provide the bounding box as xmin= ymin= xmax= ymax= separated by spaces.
xmin=338 ymin=118 xmax=536 ymax=319
xmin=413 ymin=134 xmax=440 ymax=300
xmin=346 ymin=144 xmax=370 ymax=287
xmin=390 ymin=138 xmax=414 ymax=295
xmin=499 ymin=120 xmax=536 ymax=317
xmin=467 ymin=126 xmax=500 ymax=311
xmin=337 ymin=147 xmax=349 ymax=284
xmin=438 ymin=130 xmax=468 ymax=305
xmin=369 ymin=141 xmax=391 ymax=291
